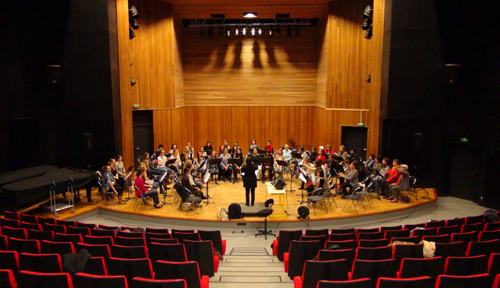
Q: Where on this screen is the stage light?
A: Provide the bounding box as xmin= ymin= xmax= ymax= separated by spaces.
xmin=365 ymin=26 xmax=372 ymax=39
xmin=207 ymin=28 xmax=213 ymax=38
xmin=264 ymin=199 xmax=274 ymax=208
xmin=297 ymin=205 xmax=310 ymax=219
xmin=243 ymin=12 xmax=258 ymax=18
xmin=131 ymin=78 xmax=136 ymax=86
xmin=242 ymin=27 xmax=247 ymax=36
xmin=269 ymin=28 xmax=274 ymax=36
xmin=226 ymin=28 xmax=231 ymax=37
xmin=235 ymin=28 xmax=239 ymax=36
xmin=129 ymin=28 xmax=135 ymax=39
xmin=219 ymin=28 xmax=224 ymax=37
xmin=366 ymin=74 xmax=371 ymax=83
xmin=251 ymin=27 xmax=256 ymax=36
xmin=129 ymin=5 xmax=139 ymax=18
xmin=363 ymin=5 xmax=372 ymax=18
xmin=276 ymin=27 xmax=281 ymax=35
xmin=362 ymin=18 xmax=372 ymax=30
xmin=295 ymin=27 xmax=300 ymax=36
xmin=200 ymin=29 xmax=205 ymax=37
xmin=287 ymin=27 xmax=292 ymax=37
xmin=258 ymin=28 xmax=262 ymax=35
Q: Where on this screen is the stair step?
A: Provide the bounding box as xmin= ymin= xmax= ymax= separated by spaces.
xmin=220 ymin=262 xmax=283 ymax=267
xmin=224 ymin=257 xmax=276 ymax=263
xmin=217 ymin=266 xmax=284 ymax=272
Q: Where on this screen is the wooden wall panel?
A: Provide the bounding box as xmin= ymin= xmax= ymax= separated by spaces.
xmin=316 ymin=15 xmax=328 ymax=108
xmin=173 ymin=18 xmax=184 ymax=108
xmin=182 ymin=28 xmax=319 ymax=106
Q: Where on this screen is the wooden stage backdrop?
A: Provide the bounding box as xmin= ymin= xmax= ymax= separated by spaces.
xmin=116 ymin=0 xmax=386 ymax=169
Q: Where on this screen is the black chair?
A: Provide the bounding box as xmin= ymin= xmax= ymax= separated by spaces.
xmin=155 ymin=261 xmax=209 ymax=288
xmin=422 ymin=234 xmax=450 ymax=243
xmin=0 ymin=218 xmax=20 ymax=229
xmin=115 ymin=236 xmax=146 ymax=247
xmin=317 ymin=278 xmax=372 ymax=288
xmin=28 ymin=230 xmax=54 ymax=242
xmin=19 ymin=253 xmax=62 ymax=273
xmin=466 ymin=239 xmax=500 ymax=257
xmin=355 ymin=246 xmax=392 ymax=260
xmin=380 ymin=225 xmax=403 ymax=232
xmin=435 ymin=274 xmax=492 ymax=288
xmin=84 ymin=235 xmax=115 ymax=246
xmin=324 ymin=240 xmax=357 ymax=250
xmin=350 ymin=259 xmax=398 ymax=288
xmin=390 ymin=236 xmax=422 ymax=244
xmin=293 ymin=260 xmax=350 ymax=288
xmin=451 ymin=231 xmax=478 ymax=243
xmin=9 ymin=238 xmax=40 ymax=254
xmin=393 ymin=244 xmax=424 ymax=262
xmin=118 ymin=231 xmax=145 ymax=238
xmin=301 ymin=235 xmax=328 ymax=249
xmin=444 ymin=255 xmax=488 ymax=276
xmin=485 ymin=222 xmax=500 ymax=231
xmin=17 ymin=271 xmax=73 ymax=288
xmin=464 ymin=215 xmax=484 ymax=225
xmin=397 ymin=256 xmax=445 ymax=279
xmin=171 ymin=229 xmax=195 ymax=234
xmin=85 ymin=257 xmax=108 ymax=276
xmin=76 ymin=243 xmax=112 ymax=258
xmin=329 ymin=233 xmax=356 ymax=241
xmin=198 ymin=230 xmax=226 ymax=255
xmin=285 ymin=240 xmax=323 ymax=278
xmin=403 ymin=223 xmax=425 ymax=231
xmin=330 ymin=228 xmax=355 ymax=234
xmin=148 ymin=238 xmax=178 ymax=245
xmin=74 ymin=272 xmax=128 ymax=288
xmin=0 ymin=251 xmax=19 ymax=273
xmin=425 ymin=220 xmax=446 ymax=229
xmin=437 ymin=226 xmax=462 ymax=236
xmin=412 ymin=228 xmax=436 ymax=237
xmin=273 ymin=230 xmax=303 ymax=261
xmin=0 ymin=235 xmax=7 ymax=251
xmin=305 ymin=229 xmax=329 ymax=237
xmin=146 ymin=232 xmax=172 ymax=240
xmin=356 ymin=228 xmax=379 ymax=235
xmin=130 ymin=277 xmax=187 ymax=288
xmin=445 ymin=218 xmax=465 ymax=227
xmin=19 ymin=214 xmax=38 ymax=224
xmin=357 ymin=231 xmax=384 ymax=242
xmin=479 ymin=229 xmax=500 ymax=241
xmin=461 ymin=223 xmax=484 ymax=233
xmin=40 ymin=240 xmax=75 ymax=256
xmin=146 ymin=228 xmax=169 ymax=234
xmin=183 ymin=240 xmax=218 ymax=277
xmin=434 ymin=241 xmax=467 ymax=257
xmin=54 ymin=233 xmax=83 ymax=247
xmin=2 ymin=226 xmax=28 ymax=239
xmin=377 ymin=277 xmax=434 ymax=288
xmin=3 ymin=211 xmax=19 ymax=220
xmin=107 ymin=257 xmax=154 ymax=282
xmin=37 ymin=216 xmax=56 ymax=225
xmin=317 ymin=249 xmax=355 ymax=267
xmin=488 ymin=253 xmax=500 ymax=275
xmin=99 ymin=225 xmax=119 ymax=230
xmin=171 ymin=232 xmax=200 ymax=243
xmin=111 ymin=245 xmax=147 ymax=259
xmin=91 ymin=229 xmax=117 ymax=239
xmin=76 ymin=222 xmax=97 ymax=229
xmin=148 ymin=243 xmax=187 ymax=271
xmin=20 ymin=222 xmax=42 ymax=231
xmin=384 ymin=229 xmax=410 ymax=240
xmin=67 ymin=226 xmax=91 ymax=237
xmin=55 ymin=220 xmax=76 ymax=228
xmin=0 ymin=269 xmax=17 ymax=288
xmin=358 ymin=239 xmax=390 ymax=248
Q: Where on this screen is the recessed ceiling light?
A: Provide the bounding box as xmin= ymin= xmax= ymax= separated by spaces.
xmin=243 ymin=12 xmax=257 ymax=18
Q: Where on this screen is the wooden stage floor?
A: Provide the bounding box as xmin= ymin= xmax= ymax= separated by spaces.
xmin=38 ymin=175 xmax=437 ymax=223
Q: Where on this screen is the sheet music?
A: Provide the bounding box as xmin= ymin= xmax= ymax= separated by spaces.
xmin=203 ymin=170 xmax=211 ymax=184
xmin=299 ymin=173 xmax=307 ymax=183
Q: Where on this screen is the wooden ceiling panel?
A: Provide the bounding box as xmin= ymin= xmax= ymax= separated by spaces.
xmin=165 ymin=0 xmax=331 ymax=5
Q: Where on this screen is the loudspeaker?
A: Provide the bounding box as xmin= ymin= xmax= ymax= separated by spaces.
xmin=413 ymin=133 xmax=423 ymax=152
xmin=273 ymin=178 xmax=286 ymax=190
xmin=444 ymin=64 xmax=460 ymax=84
xmin=82 ymin=133 xmax=93 ymax=151
xmin=46 ymin=65 xmax=62 ymax=85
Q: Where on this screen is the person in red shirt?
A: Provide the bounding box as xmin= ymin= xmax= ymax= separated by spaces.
xmin=381 ymin=159 xmax=401 ymax=199
xmin=315 ymin=148 xmax=326 ymax=165
xmin=135 ymin=167 xmax=163 ymax=208
xmin=265 ymin=140 xmax=274 ymax=154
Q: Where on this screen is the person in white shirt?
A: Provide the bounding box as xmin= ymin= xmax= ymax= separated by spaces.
xmin=282 ymin=144 xmax=292 ymax=161
xmin=157 ymin=149 xmax=168 ymax=172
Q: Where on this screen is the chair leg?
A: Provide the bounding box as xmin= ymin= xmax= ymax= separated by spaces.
xmin=352 ymin=199 xmax=359 ymax=215
xmin=342 ymin=197 xmax=350 ymax=211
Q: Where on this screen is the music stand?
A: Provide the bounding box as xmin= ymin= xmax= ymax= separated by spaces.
xmin=166 ymin=158 xmax=178 ymax=172
xmin=202 ymin=167 xmax=215 ymax=206
xmin=228 ymin=158 xmax=242 ymax=184
xmin=122 ymin=171 xmax=133 ymax=202
xmin=298 ymin=173 xmax=308 ymax=204
xmin=277 ymin=160 xmax=294 ymax=193
xmin=159 ymin=171 xmax=172 ymax=205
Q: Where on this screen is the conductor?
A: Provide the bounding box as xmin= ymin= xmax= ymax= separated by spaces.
xmin=242 ymin=158 xmax=258 ymax=206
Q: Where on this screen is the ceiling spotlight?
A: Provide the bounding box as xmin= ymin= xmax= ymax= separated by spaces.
xmin=269 ymin=28 xmax=274 ymax=37
xmin=226 ymin=28 xmax=231 ymax=37
xmin=200 ymin=29 xmax=205 ymax=37
xmin=243 ymin=12 xmax=257 ymax=18
xmin=258 ymin=28 xmax=262 ymax=35
xmin=242 ymin=27 xmax=247 ymax=36
xmin=129 ymin=6 xmax=139 ymax=18
xmin=276 ymin=27 xmax=281 ymax=35
xmin=235 ymin=28 xmax=239 ymax=36
xmin=362 ymin=18 xmax=372 ymax=30
xmin=363 ymin=5 xmax=373 ymax=18
xmin=366 ymin=74 xmax=371 ymax=83
xmin=131 ymin=78 xmax=136 ymax=86
xmin=287 ymin=27 xmax=292 ymax=37
xmin=365 ymin=26 xmax=373 ymax=39
xmin=219 ymin=28 xmax=224 ymax=37
xmin=207 ymin=28 xmax=213 ymax=38
xmin=251 ymin=27 xmax=256 ymax=36
xmin=129 ymin=28 xmax=135 ymax=39
xmin=295 ymin=27 xmax=300 ymax=36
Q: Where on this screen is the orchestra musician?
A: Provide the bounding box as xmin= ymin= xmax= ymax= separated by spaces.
xmin=365 ymin=154 xmax=375 ymax=169
xmin=248 ymin=139 xmax=259 ymax=154
xmin=168 ymin=149 xmax=182 ymax=172
xmin=265 ymin=140 xmax=274 ymax=154
xmin=283 ymin=144 xmax=292 ymax=161
xmin=154 ymin=144 xmax=164 ymax=159
xmin=217 ymin=145 xmax=225 ymax=157
xmin=102 ymin=164 xmax=125 ymax=204
xmin=324 ymin=144 xmax=333 ymax=156
xmin=181 ymin=167 xmax=205 ymax=200
xmin=309 ymin=146 xmax=318 ymax=162
xmin=157 ymin=149 xmax=168 ymax=172
xmin=381 ymin=159 xmax=401 ymax=198
xmin=208 ymin=150 xmax=220 ymax=184
xmin=194 ymin=152 xmax=207 ymax=175
xmin=135 ymin=167 xmax=163 ymax=209
xmin=307 ymin=169 xmax=325 ymax=197
xmin=261 ymin=149 xmax=274 ymax=183
xmin=274 ymin=149 xmax=285 ymax=178
xmin=187 ymin=142 xmax=194 ymax=158
xmin=222 ymin=140 xmax=230 ymax=151
xmin=316 ymin=148 xmax=326 ymax=164
xmin=337 ymin=145 xmax=348 ymax=161
xmin=203 ymin=141 xmax=213 ymax=156
xmin=241 ymin=158 xmax=257 ymax=206
xmin=219 ymin=148 xmax=232 ymax=182
xmin=199 ymin=146 xmax=207 ymax=158
xmin=250 ymin=148 xmax=260 ymax=159
xmin=338 ymin=161 xmax=361 ymax=198
xmin=231 ymin=146 xmax=245 ymax=184
xmin=169 ymin=144 xmax=178 ymax=155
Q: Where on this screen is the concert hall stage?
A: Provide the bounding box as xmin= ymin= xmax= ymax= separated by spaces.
xmin=36 ymin=175 xmax=438 ymax=229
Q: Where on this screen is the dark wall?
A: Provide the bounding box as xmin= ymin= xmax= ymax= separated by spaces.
xmin=0 ymin=0 xmax=120 ymax=172
xmin=382 ymin=0 xmax=500 ymax=207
